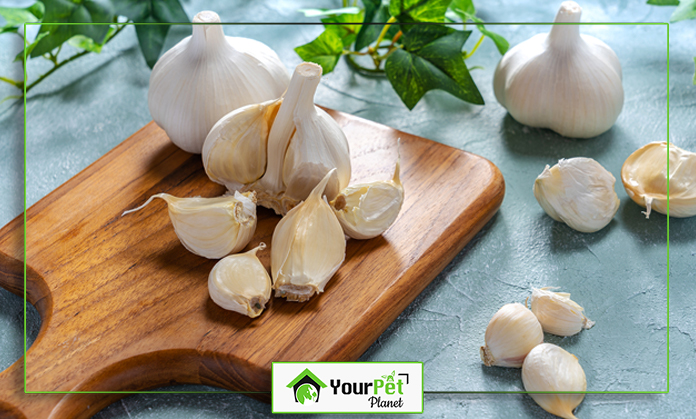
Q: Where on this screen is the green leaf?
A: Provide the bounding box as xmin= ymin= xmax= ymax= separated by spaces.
xmin=294 ymin=29 xmax=344 ymax=74
xmin=449 ymin=0 xmax=475 ymax=16
xmin=299 ymin=7 xmax=361 ymax=17
xmin=388 ymin=0 xmax=451 ymax=23
xmin=646 ymin=0 xmax=680 ymax=5
xmin=67 ymin=27 xmax=114 ymax=53
xmin=322 ymin=11 xmax=363 ymax=48
xmin=112 ymin=0 xmax=189 ymax=68
xmin=0 ymin=2 xmax=44 ymax=35
xmin=385 ymin=25 xmax=483 ymax=110
xmin=355 ymin=0 xmax=392 ymax=51
xmin=449 ymin=7 xmax=509 ymax=55
xmin=14 ymin=31 xmax=48 ymax=63
xmin=671 ymin=0 xmax=696 ymax=21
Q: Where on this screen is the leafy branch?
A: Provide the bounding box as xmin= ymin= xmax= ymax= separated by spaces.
xmin=647 ymin=0 xmax=696 ymax=84
xmin=294 ymin=0 xmax=509 ymax=110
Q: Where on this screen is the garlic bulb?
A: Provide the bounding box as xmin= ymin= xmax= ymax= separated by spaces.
xmin=480 ymin=303 xmax=544 ymax=368
xmin=534 ymin=158 xmax=620 ymax=233
xmin=271 ymin=169 xmax=346 ymax=302
xmin=208 ymin=243 xmax=271 ymax=318
xmin=522 ymin=343 xmax=587 ymax=419
xmin=528 ymin=288 xmax=595 ymax=337
xmin=253 ymin=62 xmax=351 ymax=215
xmin=122 ymin=191 xmax=257 ymax=259
xmin=148 ymin=11 xmax=290 ymax=154
xmin=331 ymin=150 xmax=403 ymax=239
xmin=493 ymin=1 xmax=623 ymax=138
xmin=621 ymin=142 xmax=696 ymax=218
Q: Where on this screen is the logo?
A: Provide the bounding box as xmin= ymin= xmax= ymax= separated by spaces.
xmin=286 ymin=368 xmax=328 ymax=404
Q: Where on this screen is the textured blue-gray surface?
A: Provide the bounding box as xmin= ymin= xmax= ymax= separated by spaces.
xmin=0 ymin=0 xmax=693 ymax=417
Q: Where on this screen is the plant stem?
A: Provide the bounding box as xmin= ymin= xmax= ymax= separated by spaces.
xmin=344 ymin=54 xmax=385 ymax=76
xmin=463 ymin=34 xmax=485 ymax=59
xmin=0 ymin=76 xmax=22 ymax=88
xmin=371 ymin=16 xmax=397 ymax=54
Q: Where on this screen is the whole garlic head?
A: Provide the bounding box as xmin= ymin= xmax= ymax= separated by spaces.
xmin=148 ymin=11 xmax=290 ymax=154
xmin=331 ymin=150 xmax=404 ymax=239
xmin=208 ymin=243 xmax=271 ymax=318
xmin=493 ymin=1 xmax=623 ymax=138
xmin=480 ymin=303 xmax=544 ymax=368
xmin=528 ymin=288 xmax=595 ymax=337
xmin=122 ymin=191 xmax=257 ymax=259
xmin=621 ymin=142 xmax=696 ymax=218
xmin=522 ymin=343 xmax=587 ymax=419
xmin=534 ymin=157 xmax=620 ymax=233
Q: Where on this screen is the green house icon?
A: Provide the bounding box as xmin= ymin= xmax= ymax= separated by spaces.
xmin=287 ymin=368 xmax=328 ymax=404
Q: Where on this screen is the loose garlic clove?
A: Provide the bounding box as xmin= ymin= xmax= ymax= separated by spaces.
xmin=123 ymin=191 xmax=257 ymax=259
xmin=528 ymin=288 xmax=595 ymax=337
xmin=493 ymin=1 xmax=623 ymax=138
xmin=331 ymin=150 xmax=404 ymax=240
xmin=148 ymin=11 xmax=289 ymax=154
xmin=208 ymin=243 xmax=271 ymax=318
xmin=534 ymin=157 xmax=620 ymax=233
xmin=522 ymin=343 xmax=587 ymax=419
xmin=271 ymin=169 xmax=346 ymax=302
xmin=480 ymin=303 xmax=544 ymax=368
xmin=621 ymin=142 xmax=696 ymax=218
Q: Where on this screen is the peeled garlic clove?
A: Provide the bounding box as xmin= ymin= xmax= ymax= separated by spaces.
xmin=621 ymin=142 xmax=696 ymax=218
xmin=480 ymin=303 xmax=544 ymax=368
xmin=148 ymin=11 xmax=290 ymax=154
xmin=528 ymin=288 xmax=594 ymax=337
xmin=254 ymin=62 xmax=351 ymax=215
xmin=123 ymin=191 xmax=257 ymax=259
xmin=271 ymin=169 xmax=346 ymax=302
xmin=202 ymin=98 xmax=282 ymax=191
xmin=534 ymin=157 xmax=620 ymax=233
xmin=493 ymin=1 xmax=623 ymax=138
xmin=522 ymin=343 xmax=587 ymax=419
xmin=331 ymin=151 xmax=403 ymax=239
xmin=208 ymin=243 xmax=271 ymax=318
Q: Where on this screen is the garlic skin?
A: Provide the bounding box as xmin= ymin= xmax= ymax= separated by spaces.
xmin=534 ymin=158 xmax=620 ymax=233
xmin=148 ymin=11 xmax=290 ymax=154
xmin=253 ymin=62 xmax=351 ymax=215
xmin=480 ymin=303 xmax=544 ymax=368
xmin=529 ymin=288 xmax=595 ymax=337
xmin=271 ymin=169 xmax=346 ymax=302
xmin=493 ymin=1 xmax=623 ymax=138
xmin=621 ymin=142 xmax=696 ymax=218
xmin=122 ymin=191 xmax=257 ymax=259
xmin=522 ymin=343 xmax=587 ymax=419
xmin=208 ymin=243 xmax=271 ymax=318
xmin=331 ymin=151 xmax=404 ymax=239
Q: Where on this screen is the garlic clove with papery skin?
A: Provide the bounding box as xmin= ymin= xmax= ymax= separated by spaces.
xmin=522 ymin=343 xmax=587 ymax=419
xmin=493 ymin=1 xmax=623 ymax=138
xmin=621 ymin=142 xmax=696 ymax=219
xmin=480 ymin=303 xmax=544 ymax=368
xmin=528 ymin=288 xmax=595 ymax=337
xmin=208 ymin=243 xmax=271 ymax=318
xmin=534 ymin=157 xmax=620 ymax=233
xmin=331 ymin=149 xmax=404 ymax=240
xmin=271 ymin=169 xmax=346 ymax=302
xmin=148 ymin=11 xmax=290 ymax=154
xmin=122 ymin=191 xmax=257 ymax=259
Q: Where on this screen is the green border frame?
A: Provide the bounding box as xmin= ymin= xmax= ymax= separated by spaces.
xmin=20 ymin=20 xmax=670 ymax=396
xmin=271 ymin=361 xmax=424 ymax=414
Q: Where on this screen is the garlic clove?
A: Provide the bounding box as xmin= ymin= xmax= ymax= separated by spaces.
xmin=148 ymin=11 xmax=290 ymax=154
xmin=208 ymin=243 xmax=271 ymax=318
xmin=621 ymin=142 xmax=696 ymax=218
xmin=122 ymin=191 xmax=257 ymax=259
xmin=480 ymin=303 xmax=544 ymax=368
xmin=534 ymin=157 xmax=620 ymax=233
xmin=522 ymin=343 xmax=587 ymax=419
xmin=528 ymin=288 xmax=595 ymax=337
xmin=331 ymin=149 xmax=404 ymax=239
xmin=493 ymin=1 xmax=623 ymax=138
xmin=271 ymin=169 xmax=346 ymax=302
xmin=202 ymin=98 xmax=282 ymax=191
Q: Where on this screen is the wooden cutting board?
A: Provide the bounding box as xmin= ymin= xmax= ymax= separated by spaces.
xmin=0 ymin=109 xmax=504 ymax=419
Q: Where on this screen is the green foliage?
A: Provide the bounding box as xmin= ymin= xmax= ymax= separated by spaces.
xmin=295 ymin=29 xmax=345 ymax=74
xmin=670 ymin=0 xmax=696 ymax=21
xmin=449 ymin=0 xmax=508 ymax=54
xmin=646 ymin=0 xmax=679 ymax=5
xmin=0 ymin=2 xmax=44 ymax=35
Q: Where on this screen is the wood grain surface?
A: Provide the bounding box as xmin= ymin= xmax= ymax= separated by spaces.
xmin=0 ymin=109 xmax=504 ymax=418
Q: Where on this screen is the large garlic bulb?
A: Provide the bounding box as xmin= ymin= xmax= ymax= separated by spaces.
xmin=148 ymin=11 xmax=290 ymax=154
xmin=621 ymin=142 xmax=696 ymax=218
xmin=493 ymin=1 xmax=623 ymax=138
